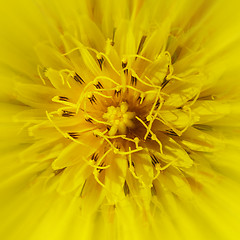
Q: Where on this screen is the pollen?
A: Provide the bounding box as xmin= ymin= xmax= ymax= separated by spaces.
xmin=103 ymin=102 xmax=135 ymax=136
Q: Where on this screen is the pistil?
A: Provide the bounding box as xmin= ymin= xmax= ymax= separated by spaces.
xmin=103 ymin=102 xmax=135 ymax=136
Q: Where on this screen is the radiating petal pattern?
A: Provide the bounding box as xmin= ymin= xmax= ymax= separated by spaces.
xmin=0 ymin=0 xmax=240 ymax=240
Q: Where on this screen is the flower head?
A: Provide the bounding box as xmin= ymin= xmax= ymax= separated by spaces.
xmin=1 ymin=0 xmax=240 ymax=239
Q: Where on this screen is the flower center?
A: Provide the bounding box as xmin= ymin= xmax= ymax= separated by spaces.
xmin=103 ymin=102 xmax=135 ymax=136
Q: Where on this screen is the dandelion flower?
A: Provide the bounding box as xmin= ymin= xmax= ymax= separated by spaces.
xmin=1 ymin=0 xmax=240 ymax=239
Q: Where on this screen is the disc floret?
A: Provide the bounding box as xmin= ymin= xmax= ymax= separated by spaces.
xmin=103 ymin=102 xmax=135 ymax=136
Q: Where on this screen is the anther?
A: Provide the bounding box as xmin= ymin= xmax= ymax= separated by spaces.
xmin=122 ymin=61 xmax=127 ymax=69
xmin=114 ymin=89 xmax=121 ymax=97
xmin=88 ymin=94 xmax=97 ymax=104
xmin=62 ymin=110 xmax=75 ymax=117
xmin=97 ymin=54 xmax=104 ymax=70
xmin=165 ymin=129 xmax=178 ymax=136
xmin=155 ymin=99 xmax=161 ymax=110
xmin=136 ymin=35 xmax=147 ymax=55
xmin=137 ymin=95 xmax=145 ymax=104
xmin=91 ymin=152 xmax=99 ymax=161
xmin=151 ymin=154 xmax=159 ymax=167
xmin=85 ymin=118 xmax=93 ymax=123
xmin=94 ymin=81 xmax=103 ymax=89
xmin=131 ymin=75 xmax=137 ymax=86
xmin=146 ymin=132 xmax=152 ymax=140
xmin=68 ymin=132 xmax=79 ymax=139
xmin=171 ymin=46 xmax=182 ymax=64
xmin=161 ymin=78 xmax=170 ymax=89
xmin=122 ymin=59 xmax=128 ymax=74
xmin=53 ymin=168 xmax=66 ymax=175
xmin=59 ymin=96 xmax=69 ymax=101
xmin=111 ymin=28 xmax=116 ymax=46
xmin=97 ymin=162 xmax=105 ymax=173
xmin=123 ymin=181 xmax=130 ymax=196
xmin=74 ymin=73 xmax=85 ymax=84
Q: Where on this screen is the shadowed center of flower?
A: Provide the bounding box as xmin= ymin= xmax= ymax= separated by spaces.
xmin=102 ymin=102 xmax=135 ymax=136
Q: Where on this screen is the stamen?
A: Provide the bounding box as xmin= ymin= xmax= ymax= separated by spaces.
xmin=129 ymin=68 xmax=161 ymax=89
xmin=88 ymin=93 xmax=97 ymax=104
xmin=144 ymin=90 xmax=162 ymax=140
xmin=62 ymin=110 xmax=75 ymax=117
xmin=106 ymin=134 xmax=138 ymax=148
xmin=97 ymin=55 xmax=104 ymax=70
xmin=151 ymin=154 xmax=159 ymax=167
xmin=171 ymin=46 xmax=182 ymax=64
xmin=125 ymin=85 xmax=143 ymax=94
xmin=122 ymin=60 xmax=128 ymax=74
xmin=59 ymin=96 xmax=69 ymax=101
xmin=111 ymin=28 xmax=116 ymax=46
xmin=165 ymin=130 xmax=178 ymax=136
xmin=144 ymin=76 xmax=161 ymax=88
xmin=122 ymin=61 xmax=127 ymax=69
xmin=93 ymin=130 xmax=143 ymax=155
xmin=76 ymin=81 xmax=97 ymax=110
xmin=52 ymin=96 xmax=76 ymax=107
xmin=130 ymin=75 xmax=137 ymax=86
xmin=123 ymin=54 xmax=153 ymax=63
xmin=79 ymin=180 xmax=86 ymax=197
xmin=155 ymin=116 xmax=182 ymax=136
xmin=136 ymin=35 xmax=147 ymax=55
xmin=74 ymin=73 xmax=85 ymax=84
xmin=114 ymin=89 xmax=121 ymax=97
xmin=85 ymin=118 xmax=93 ymax=123
xmin=91 ymin=152 xmax=99 ymax=161
xmin=93 ymin=76 xmax=120 ymax=86
xmin=46 ymin=111 xmax=69 ymax=138
xmin=161 ymin=78 xmax=170 ymax=89
xmin=86 ymin=47 xmax=121 ymax=76
xmin=97 ymin=162 xmax=105 ymax=173
xmin=135 ymin=116 xmax=163 ymax=153
xmin=84 ymin=113 xmax=108 ymax=125
xmin=54 ymin=168 xmax=66 ymax=175
xmin=93 ymin=81 xmax=103 ymax=89
xmin=123 ymin=181 xmax=130 ymax=195
xmin=62 ymin=46 xmax=82 ymax=56
xmin=93 ymin=130 xmax=116 ymax=150
xmin=68 ymin=132 xmax=79 ymax=139
xmin=137 ymin=94 xmax=146 ymax=104
xmin=93 ymin=168 xmax=107 ymax=188
xmin=55 ymin=69 xmax=75 ymax=88
xmin=94 ymin=148 xmax=112 ymax=169
xmin=158 ymin=160 xmax=177 ymax=171
xmin=114 ymin=147 xmax=143 ymax=155
xmin=154 ymin=99 xmax=160 ymax=110
xmin=91 ymin=91 xmax=112 ymax=99
xmin=127 ymin=147 xmax=141 ymax=180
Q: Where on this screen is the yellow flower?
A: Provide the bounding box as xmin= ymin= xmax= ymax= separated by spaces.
xmin=1 ymin=0 xmax=240 ymax=239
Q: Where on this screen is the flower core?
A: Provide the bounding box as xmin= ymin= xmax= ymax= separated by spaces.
xmin=103 ymin=102 xmax=135 ymax=136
